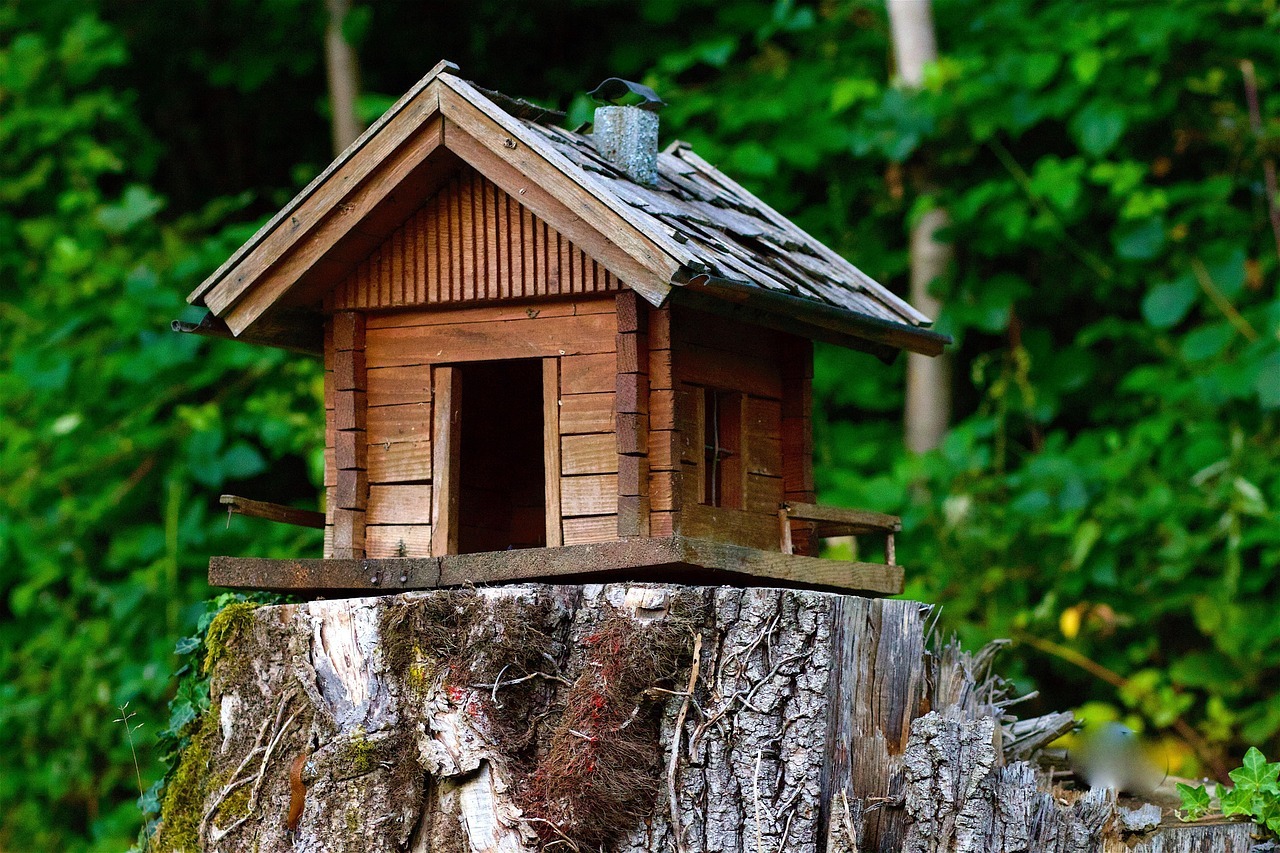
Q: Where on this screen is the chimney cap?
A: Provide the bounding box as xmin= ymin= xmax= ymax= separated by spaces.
xmin=588 ymin=78 xmax=665 ymax=111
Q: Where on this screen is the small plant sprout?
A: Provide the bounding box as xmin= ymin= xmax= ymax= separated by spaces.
xmin=115 ymin=702 xmax=149 ymax=853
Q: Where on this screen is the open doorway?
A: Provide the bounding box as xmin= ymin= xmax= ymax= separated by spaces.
xmin=455 ymin=359 xmax=547 ymax=554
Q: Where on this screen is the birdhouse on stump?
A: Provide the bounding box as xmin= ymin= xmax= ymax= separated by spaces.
xmin=181 ymin=62 xmax=948 ymax=596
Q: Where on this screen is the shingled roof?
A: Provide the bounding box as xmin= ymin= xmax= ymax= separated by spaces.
xmin=187 ymin=62 xmax=948 ymax=358
xmin=524 ymin=123 xmax=930 ymax=329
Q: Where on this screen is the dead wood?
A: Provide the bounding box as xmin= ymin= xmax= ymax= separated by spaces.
xmin=152 ymin=584 xmax=1259 ymax=852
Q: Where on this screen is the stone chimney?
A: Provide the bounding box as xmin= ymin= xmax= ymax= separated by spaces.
xmin=589 ymin=78 xmax=664 ymax=186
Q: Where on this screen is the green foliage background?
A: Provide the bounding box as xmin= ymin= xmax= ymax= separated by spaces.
xmin=1 ymin=0 xmax=1278 ymax=848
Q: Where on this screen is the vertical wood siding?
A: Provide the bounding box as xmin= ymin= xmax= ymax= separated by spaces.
xmin=327 ymin=168 xmax=621 ymax=311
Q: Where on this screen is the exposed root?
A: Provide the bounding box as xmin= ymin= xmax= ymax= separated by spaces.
xmin=200 ymin=691 xmax=302 ymax=844
xmin=519 ymin=595 xmax=703 ymax=850
xmin=668 ymin=633 xmax=702 ymax=853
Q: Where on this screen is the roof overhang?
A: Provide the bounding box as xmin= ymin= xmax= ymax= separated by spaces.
xmin=676 ymin=273 xmax=950 ymax=360
xmin=185 ymin=61 xmax=948 ymax=360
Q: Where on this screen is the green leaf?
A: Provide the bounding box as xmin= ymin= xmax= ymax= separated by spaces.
xmin=1176 ymin=782 xmax=1211 ymax=820
xmin=830 ymin=77 xmax=878 ymax=113
xmin=726 ymin=141 xmax=778 ymax=177
xmin=356 ymin=92 xmax=397 ymax=125
xmin=1203 ymin=246 xmax=1247 ymax=299
xmin=1072 ymin=50 xmax=1104 ymax=84
xmin=1228 ymin=747 xmax=1280 ymax=793
xmin=1142 ymin=275 xmax=1196 ymax=327
xmin=1115 ymin=218 xmax=1165 ymax=261
xmin=1030 ymin=156 xmax=1085 ymax=212
xmin=96 ymin=185 xmax=164 ymax=235
xmin=1219 ymin=785 xmax=1252 ymax=817
xmin=1256 ymin=351 xmax=1280 ymax=409
xmin=1070 ymin=100 xmax=1127 ymax=157
xmin=1021 ymin=52 xmax=1061 ymax=89
xmin=1180 ymin=323 xmax=1234 ymax=361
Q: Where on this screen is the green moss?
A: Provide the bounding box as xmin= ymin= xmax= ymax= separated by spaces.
xmin=340 ymin=726 xmax=377 ymax=775
xmin=216 ymin=784 xmax=251 ymax=822
xmin=345 ymin=806 xmax=361 ymax=834
xmin=151 ymin=709 xmax=220 ymax=852
xmin=203 ymin=601 xmax=260 ymax=674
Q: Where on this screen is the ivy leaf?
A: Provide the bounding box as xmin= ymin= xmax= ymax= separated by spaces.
xmin=1228 ymin=747 xmax=1279 ymax=793
xmin=1176 ymin=782 xmax=1211 ymax=820
xmin=1219 ymin=785 xmax=1252 ymax=817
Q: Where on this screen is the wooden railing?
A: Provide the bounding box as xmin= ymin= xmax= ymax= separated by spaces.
xmin=778 ymin=501 xmax=900 ymax=565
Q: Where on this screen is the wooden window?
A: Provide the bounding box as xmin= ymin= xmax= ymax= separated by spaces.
xmin=701 ymin=388 xmax=743 ymax=508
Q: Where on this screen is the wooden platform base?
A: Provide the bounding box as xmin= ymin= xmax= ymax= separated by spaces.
xmin=208 ymin=535 xmax=904 ymax=595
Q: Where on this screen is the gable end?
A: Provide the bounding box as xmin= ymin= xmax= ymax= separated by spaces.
xmin=326 ymin=167 xmax=622 ymax=311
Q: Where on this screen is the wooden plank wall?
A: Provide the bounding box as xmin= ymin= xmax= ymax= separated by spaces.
xmin=365 ymin=353 xmax=434 ymax=558
xmin=355 ymin=298 xmax=618 ymax=553
xmin=555 ymin=301 xmax=619 ymax=545
xmin=326 ymin=167 xmax=621 ymax=311
xmin=671 ymin=306 xmax=790 ymax=552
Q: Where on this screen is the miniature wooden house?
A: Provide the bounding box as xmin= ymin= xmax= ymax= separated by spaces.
xmin=182 ymin=62 xmax=948 ymax=594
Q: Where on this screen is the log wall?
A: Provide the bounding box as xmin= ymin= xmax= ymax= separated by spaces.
xmin=665 ymin=306 xmax=811 ymax=553
xmin=323 ymin=297 xmax=619 ymax=557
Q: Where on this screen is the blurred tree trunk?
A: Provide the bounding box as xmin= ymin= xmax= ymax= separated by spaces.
xmin=324 ymin=0 xmax=362 ymax=156
xmin=888 ymin=0 xmax=954 ymax=454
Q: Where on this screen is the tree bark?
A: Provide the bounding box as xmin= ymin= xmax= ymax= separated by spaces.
xmin=887 ymin=0 xmax=954 ymax=454
xmin=152 ymin=584 xmax=1256 ymax=851
xmin=324 ymin=0 xmax=362 ymax=156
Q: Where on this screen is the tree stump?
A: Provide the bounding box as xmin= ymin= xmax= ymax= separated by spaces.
xmin=151 ymin=583 xmax=1258 ymax=852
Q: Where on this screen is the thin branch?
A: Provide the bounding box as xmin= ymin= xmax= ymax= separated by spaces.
xmin=1190 ymin=257 xmax=1259 ymax=341
xmin=1240 ymin=59 xmax=1280 ymax=265
xmin=469 ymin=671 xmax=573 ymax=691
xmin=987 ymin=139 xmax=1116 ymax=281
xmin=489 ymin=664 xmax=511 ymax=709
xmin=668 ymin=633 xmax=702 ymax=853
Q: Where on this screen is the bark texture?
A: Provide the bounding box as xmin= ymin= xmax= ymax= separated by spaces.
xmin=153 ymin=584 xmax=1258 ymax=852
xmin=323 ymin=0 xmax=362 ymax=156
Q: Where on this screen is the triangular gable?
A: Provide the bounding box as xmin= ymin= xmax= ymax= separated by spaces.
xmin=326 ymin=166 xmax=621 ymax=311
xmin=187 ymin=62 xmax=948 ymax=357
xmin=191 ymin=64 xmax=690 ymax=336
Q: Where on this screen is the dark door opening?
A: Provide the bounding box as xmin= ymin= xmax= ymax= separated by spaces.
xmin=456 ymin=359 xmax=547 ymax=554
